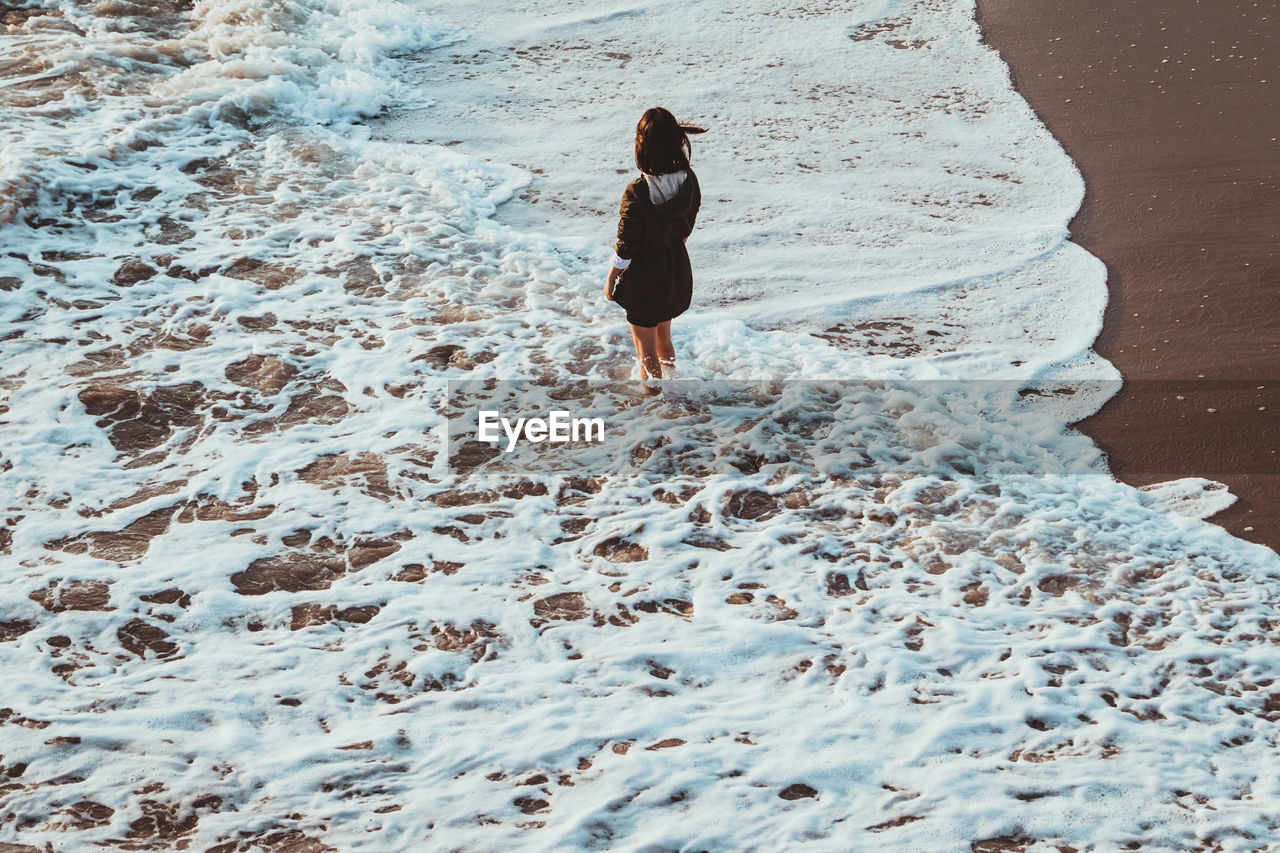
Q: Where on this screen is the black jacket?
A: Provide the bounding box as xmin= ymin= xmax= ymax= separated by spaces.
xmin=612 ymin=169 xmax=701 ymax=327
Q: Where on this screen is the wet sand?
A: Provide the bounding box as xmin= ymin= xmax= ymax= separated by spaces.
xmin=976 ymin=0 xmax=1280 ymax=550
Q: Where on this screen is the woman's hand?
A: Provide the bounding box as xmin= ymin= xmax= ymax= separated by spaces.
xmin=604 ymin=265 xmax=622 ymax=301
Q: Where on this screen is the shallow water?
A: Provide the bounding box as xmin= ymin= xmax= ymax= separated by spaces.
xmin=1 ymin=0 xmax=1279 ymax=850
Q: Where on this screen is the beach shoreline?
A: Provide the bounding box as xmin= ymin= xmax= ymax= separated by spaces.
xmin=975 ymin=0 xmax=1280 ymax=551
xmin=5 ymin=1 xmax=1280 ymax=847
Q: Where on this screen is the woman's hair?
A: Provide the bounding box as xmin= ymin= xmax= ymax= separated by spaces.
xmin=634 ymin=107 xmax=691 ymax=176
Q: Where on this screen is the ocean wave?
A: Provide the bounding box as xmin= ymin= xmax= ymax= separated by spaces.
xmin=1 ymin=0 xmax=1277 ymax=849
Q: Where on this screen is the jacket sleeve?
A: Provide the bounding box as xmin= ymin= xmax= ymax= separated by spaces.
xmin=614 ymin=183 xmax=644 ymax=262
xmin=679 ymin=174 xmax=701 ymax=241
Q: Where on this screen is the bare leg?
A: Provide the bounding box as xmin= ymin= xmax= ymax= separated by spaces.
xmin=629 ymin=323 xmax=663 ymax=379
xmin=656 ymin=321 xmax=676 ymax=375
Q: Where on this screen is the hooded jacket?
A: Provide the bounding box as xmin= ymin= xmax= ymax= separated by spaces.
xmin=611 ymin=168 xmax=701 ymax=327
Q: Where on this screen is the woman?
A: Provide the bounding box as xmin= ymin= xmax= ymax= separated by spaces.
xmin=604 ymin=107 xmax=703 ymax=380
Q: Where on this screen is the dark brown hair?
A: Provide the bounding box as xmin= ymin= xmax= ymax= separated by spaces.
xmin=634 ymin=107 xmax=691 ymax=176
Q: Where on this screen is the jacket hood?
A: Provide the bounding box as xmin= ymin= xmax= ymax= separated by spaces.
xmin=641 ymin=169 xmax=698 ymax=219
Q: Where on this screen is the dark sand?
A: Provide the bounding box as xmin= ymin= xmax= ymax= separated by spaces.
xmin=976 ymin=0 xmax=1280 ymax=550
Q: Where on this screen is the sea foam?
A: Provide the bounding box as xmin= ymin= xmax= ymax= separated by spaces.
xmin=0 ymin=0 xmax=1277 ymax=850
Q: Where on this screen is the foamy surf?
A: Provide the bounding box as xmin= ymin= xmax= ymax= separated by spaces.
xmin=1 ymin=0 xmax=1278 ymax=851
